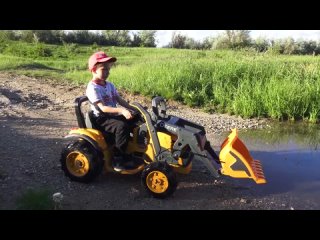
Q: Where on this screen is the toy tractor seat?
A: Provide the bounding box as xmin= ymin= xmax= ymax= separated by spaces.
xmin=85 ymin=110 xmax=115 ymax=145
xmin=85 ymin=110 xmax=100 ymax=130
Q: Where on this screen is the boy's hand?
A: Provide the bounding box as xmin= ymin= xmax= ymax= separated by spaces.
xmin=121 ymin=108 xmax=133 ymax=119
xmin=129 ymin=109 xmax=139 ymax=116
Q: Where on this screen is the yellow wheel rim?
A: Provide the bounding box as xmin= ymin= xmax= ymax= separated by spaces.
xmin=66 ymin=151 xmax=89 ymax=177
xmin=146 ymin=171 xmax=169 ymax=193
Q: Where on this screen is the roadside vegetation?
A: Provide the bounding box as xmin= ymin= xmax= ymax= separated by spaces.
xmin=0 ymin=31 xmax=319 ymax=123
xmin=15 ymin=188 xmax=54 ymax=210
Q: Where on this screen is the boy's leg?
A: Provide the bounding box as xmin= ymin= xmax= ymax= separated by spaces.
xmin=101 ymin=116 xmax=130 ymax=155
xmin=101 ymin=116 xmax=144 ymax=170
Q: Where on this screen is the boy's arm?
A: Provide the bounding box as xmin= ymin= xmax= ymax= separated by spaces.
xmin=96 ymin=101 xmax=122 ymax=114
xmin=87 ymin=84 xmax=132 ymax=119
xmin=96 ymin=101 xmax=133 ymax=119
xmin=116 ymin=95 xmax=136 ymax=111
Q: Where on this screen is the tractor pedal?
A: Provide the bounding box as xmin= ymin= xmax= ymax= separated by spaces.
xmin=113 ymin=161 xmax=140 ymax=171
xmin=112 ymin=156 xmax=144 ymax=171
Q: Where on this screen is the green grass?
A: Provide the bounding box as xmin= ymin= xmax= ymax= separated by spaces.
xmin=1 ymin=41 xmax=320 ymax=122
xmin=16 ymin=188 xmax=54 ymax=210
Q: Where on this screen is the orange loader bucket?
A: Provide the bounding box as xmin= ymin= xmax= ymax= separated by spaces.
xmin=219 ymin=129 xmax=266 ymax=184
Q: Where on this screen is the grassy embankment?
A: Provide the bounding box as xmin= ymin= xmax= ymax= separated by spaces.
xmin=0 ymin=41 xmax=319 ymax=122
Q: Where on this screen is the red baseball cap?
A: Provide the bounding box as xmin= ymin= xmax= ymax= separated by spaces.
xmin=88 ymin=51 xmax=117 ymax=71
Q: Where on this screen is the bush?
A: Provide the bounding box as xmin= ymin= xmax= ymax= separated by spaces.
xmin=34 ymin=43 xmax=52 ymax=57
xmin=63 ymin=42 xmax=80 ymax=56
xmin=3 ymin=42 xmax=52 ymax=58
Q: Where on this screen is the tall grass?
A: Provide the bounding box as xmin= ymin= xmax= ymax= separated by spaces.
xmin=112 ymin=53 xmax=320 ymax=123
xmin=0 ymin=41 xmax=320 ymax=122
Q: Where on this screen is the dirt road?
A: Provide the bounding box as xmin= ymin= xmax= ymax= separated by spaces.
xmin=0 ymin=73 xmax=294 ymax=210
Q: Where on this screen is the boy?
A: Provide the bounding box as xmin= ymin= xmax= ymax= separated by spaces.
xmin=86 ymin=51 xmax=138 ymax=171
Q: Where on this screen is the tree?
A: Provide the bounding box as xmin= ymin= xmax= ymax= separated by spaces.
xmin=211 ymin=34 xmax=230 ymax=50
xmin=253 ymin=37 xmax=270 ymax=52
xmin=283 ymin=37 xmax=296 ymax=55
xmin=137 ymin=30 xmax=157 ymax=47
xmin=131 ymin=32 xmax=142 ymax=47
xmin=169 ymin=31 xmax=187 ymax=49
xmin=212 ymin=30 xmax=252 ymax=49
xmin=184 ymin=37 xmax=197 ymax=49
xmin=267 ymin=39 xmax=283 ymax=55
xmin=0 ymin=30 xmax=17 ymax=42
xmin=61 ymin=31 xmax=76 ymax=43
xmin=314 ymin=41 xmax=320 ymax=55
xmin=103 ymin=30 xmax=131 ymax=46
xmin=225 ymin=30 xmax=252 ymax=48
xmin=73 ymin=30 xmax=93 ymax=44
xmin=19 ymin=30 xmax=35 ymax=42
xmin=201 ymin=37 xmax=214 ymax=50
xmin=32 ymin=30 xmax=63 ymax=44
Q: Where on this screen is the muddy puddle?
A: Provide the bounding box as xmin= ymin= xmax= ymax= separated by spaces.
xmin=219 ymin=121 xmax=320 ymax=208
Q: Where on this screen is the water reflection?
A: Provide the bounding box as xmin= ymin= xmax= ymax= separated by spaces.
xmin=238 ymin=121 xmax=320 ymax=150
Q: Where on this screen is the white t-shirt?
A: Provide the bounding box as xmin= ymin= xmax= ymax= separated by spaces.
xmin=86 ymin=81 xmax=119 ymax=116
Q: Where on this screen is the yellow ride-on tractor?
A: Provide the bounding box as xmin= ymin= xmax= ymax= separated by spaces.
xmin=60 ymin=96 xmax=266 ymax=198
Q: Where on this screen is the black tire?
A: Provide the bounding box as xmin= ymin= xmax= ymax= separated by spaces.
xmin=60 ymin=139 xmax=104 ymax=183
xmin=141 ymin=161 xmax=177 ymax=199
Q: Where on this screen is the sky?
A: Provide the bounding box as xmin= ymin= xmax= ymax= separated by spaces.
xmin=153 ymin=30 xmax=320 ymax=47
